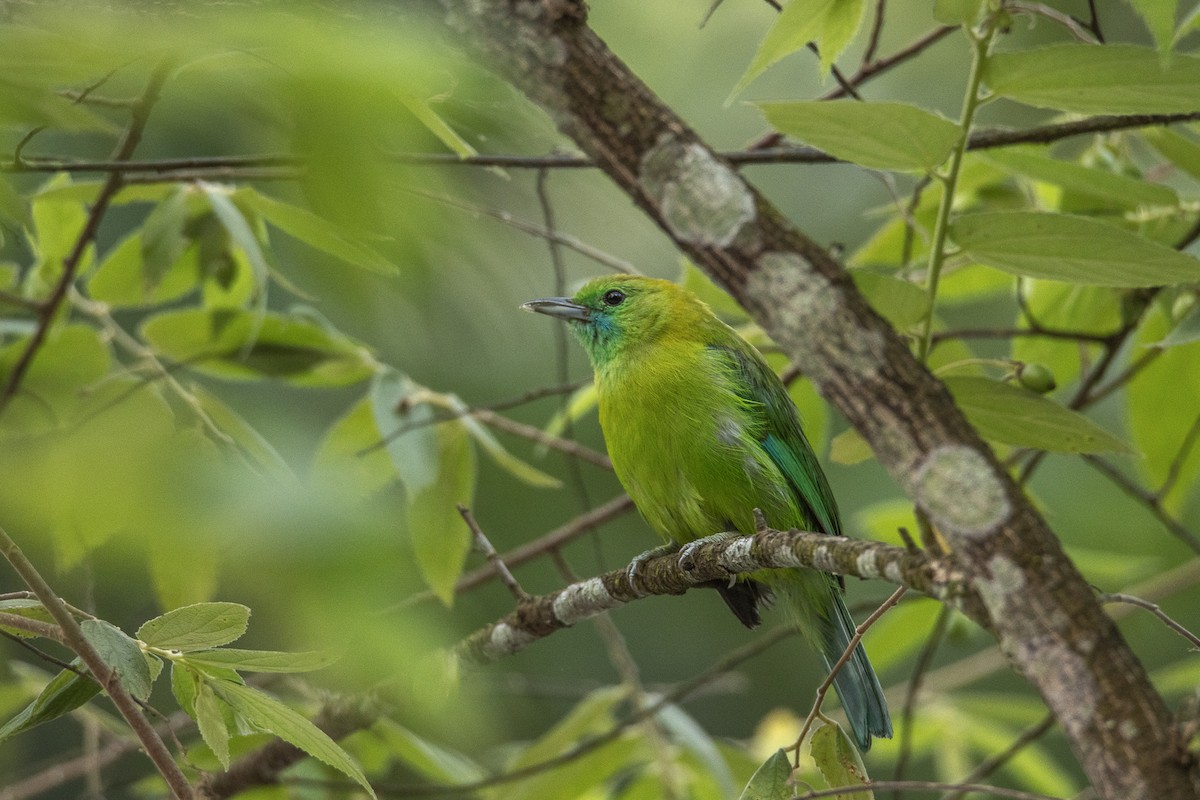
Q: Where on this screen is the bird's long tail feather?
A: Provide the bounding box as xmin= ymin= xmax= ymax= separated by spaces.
xmin=818 ymin=587 xmax=892 ymax=751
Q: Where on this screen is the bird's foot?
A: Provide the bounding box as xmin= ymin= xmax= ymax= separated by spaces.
xmin=626 ymin=542 xmax=681 ymax=587
xmin=678 ymin=531 xmax=741 ymax=572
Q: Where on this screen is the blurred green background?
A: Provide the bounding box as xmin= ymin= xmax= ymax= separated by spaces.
xmin=0 ymin=1 xmax=1195 ymax=797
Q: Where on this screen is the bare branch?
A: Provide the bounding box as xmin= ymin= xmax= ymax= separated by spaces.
xmin=453 ymin=527 xmax=959 ymax=667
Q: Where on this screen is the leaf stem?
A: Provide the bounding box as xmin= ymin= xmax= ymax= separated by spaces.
xmin=917 ymin=23 xmax=996 ymax=363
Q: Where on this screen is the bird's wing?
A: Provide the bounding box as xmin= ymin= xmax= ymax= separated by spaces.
xmin=708 ymin=344 xmax=842 ymax=538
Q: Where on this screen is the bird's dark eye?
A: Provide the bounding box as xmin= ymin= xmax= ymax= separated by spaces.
xmin=602 ymin=289 xmax=626 ymax=307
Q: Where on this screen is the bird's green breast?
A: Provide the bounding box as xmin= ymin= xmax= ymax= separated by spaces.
xmin=596 ymin=339 xmax=801 ymax=544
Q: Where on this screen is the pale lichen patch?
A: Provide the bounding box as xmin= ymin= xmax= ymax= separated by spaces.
xmin=640 ymin=136 xmax=755 ymax=247
xmin=486 ymin=622 xmax=538 ymax=658
xmin=913 ymin=445 xmax=1011 ymax=539
xmin=746 ymin=253 xmax=885 ymax=384
xmin=855 ymin=550 xmax=880 ymax=579
xmin=553 ymin=576 xmax=622 ymax=625
xmin=1016 ymin=637 xmax=1098 ymax=737
xmin=721 ymin=536 xmax=757 ymax=572
xmin=975 ymin=554 xmax=1026 ymax=617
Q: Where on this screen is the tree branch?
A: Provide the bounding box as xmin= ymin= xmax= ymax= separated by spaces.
xmin=452 ymin=527 xmax=961 ymax=667
xmin=438 ymin=2 xmax=1199 ymax=797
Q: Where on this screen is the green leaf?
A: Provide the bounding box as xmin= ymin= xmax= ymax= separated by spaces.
xmin=0 ymin=173 xmax=30 ymax=231
xmin=951 ymin=212 xmax=1200 ymax=286
xmin=139 ymin=308 xmax=376 ymax=386
xmin=81 ymin=618 xmax=153 ymax=701
xmin=984 ymin=44 xmax=1200 ymax=114
xmin=850 ymin=271 xmax=931 ymax=327
xmin=758 ymin=101 xmax=961 ymax=172
xmin=817 ymin=0 xmax=866 ymax=76
xmin=679 ymin=259 xmax=749 ymax=322
xmin=443 ymin=396 xmax=560 ymax=489
xmin=1128 ymin=308 xmax=1200 ymax=512
xmin=171 ymin=663 xmax=199 ymax=717
xmin=1141 ymin=128 xmax=1200 ymax=183
xmin=1125 ymin=0 xmax=1177 ymax=52
xmin=400 ymin=95 xmax=478 ymax=159
xmin=371 ymin=370 xmax=475 ymax=605
xmin=810 ymin=722 xmax=873 ymax=799
xmin=737 ymin=749 xmax=793 ymax=800
xmin=182 ymin=648 xmax=339 ymax=673
xmin=89 ymin=232 xmax=201 ymax=308
xmin=0 ymin=599 xmax=55 ymax=638
xmin=311 ymin=395 xmax=398 ymax=495
xmin=979 ymin=148 xmax=1178 ymax=208
xmin=655 ymin=703 xmax=735 ymax=799
xmin=373 ymin=718 xmax=486 ymax=784
xmin=212 ymin=679 xmax=376 ymax=799
xmin=236 ymin=188 xmax=397 ymax=275
xmin=729 ymin=0 xmax=859 ymax=101
xmin=934 ymin=0 xmax=984 ymax=25
xmin=141 ymin=188 xmax=192 ymax=293
xmin=137 ymin=602 xmax=251 ymax=651
xmin=195 ymin=679 xmax=232 ymax=769
xmin=830 ymin=427 xmax=872 ymax=465
xmin=944 ymin=376 xmax=1130 ymax=453
xmin=191 ymin=385 xmax=294 ymax=481
xmin=199 ymin=182 xmax=270 ymax=300
xmin=0 ymin=664 xmax=100 ymax=743
xmin=1159 ymin=304 xmax=1200 ymax=348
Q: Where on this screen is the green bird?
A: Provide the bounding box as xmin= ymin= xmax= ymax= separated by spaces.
xmin=523 ymin=274 xmax=892 ymax=751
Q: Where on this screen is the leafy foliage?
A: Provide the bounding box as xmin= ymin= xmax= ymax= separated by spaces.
xmin=0 ymin=3 xmax=1196 ymax=800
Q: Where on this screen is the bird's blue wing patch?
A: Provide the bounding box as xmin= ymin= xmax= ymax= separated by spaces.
xmin=708 ymin=344 xmax=842 ymax=537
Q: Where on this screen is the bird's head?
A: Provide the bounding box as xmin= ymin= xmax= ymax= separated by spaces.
xmin=522 ymin=275 xmax=705 ymax=368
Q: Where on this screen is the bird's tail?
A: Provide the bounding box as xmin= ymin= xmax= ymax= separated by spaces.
xmin=776 ymin=573 xmax=892 ymax=751
xmin=817 ymin=584 xmax=892 ymax=751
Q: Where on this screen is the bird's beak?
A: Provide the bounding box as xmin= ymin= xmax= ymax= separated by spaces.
xmin=520 ymin=297 xmax=591 ymax=322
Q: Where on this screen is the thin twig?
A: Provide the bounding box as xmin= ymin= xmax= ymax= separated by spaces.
xmin=0 ymin=525 xmax=193 ymax=799
xmin=798 ymin=780 xmax=1064 ymax=800
xmin=458 ymin=505 xmax=528 ymax=601
xmin=0 ymin=612 xmax=65 ymax=642
xmin=1082 ymin=456 xmax=1200 ymax=555
xmin=791 ymin=586 xmax=908 ymax=763
xmin=471 ymin=407 xmax=612 ymax=469
xmin=1158 ymin=411 xmax=1200 ymax=501
xmin=1100 ymin=593 xmax=1200 ymax=650
xmin=939 ymin=712 xmax=1057 ymax=800
xmin=0 ymin=61 xmax=173 ymax=415
xmin=892 ymin=604 xmax=952 ymax=798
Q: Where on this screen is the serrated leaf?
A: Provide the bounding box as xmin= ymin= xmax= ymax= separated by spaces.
xmin=951 ymin=212 xmax=1200 ymax=286
xmin=137 ymin=602 xmax=251 ymax=651
xmin=195 ymin=679 xmax=231 ymax=769
xmin=171 ymin=663 xmax=199 ymax=717
xmin=729 ymin=0 xmax=854 ymax=101
xmin=182 ymin=648 xmax=339 ymax=673
xmin=759 ymin=101 xmax=961 ymax=172
xmin=737 ymin=748 xmax=794 ymax=800
xmin=945 ymin=376 xmax=1130 ymax=453
xmin=371 ymin=370 xmax=475 ymax=605
xmin=236 ymin=188 xmax=396 ymax=275
xmin=0 ymin=664 xmax=100 ymax=743
xmin=810 ymin=722 xmax=873 ymax=799
xmin=81 ymin=618 xmax=153 ymax=701
xmin=212 ymin=679 xmax=376 ymax=798
xmin=984 ymin=45 xmax=1200 ymax=114
xmin=140 ymin=308 xmax=376 ymax=386
xmin=979 ymin=148 xmax=1178 ymax=208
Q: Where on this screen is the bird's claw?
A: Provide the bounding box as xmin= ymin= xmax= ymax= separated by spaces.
xmin=626 ymin=542 xmax=680 ymax=587
xmin=677 ymin=531 xmax=739 ymax=572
